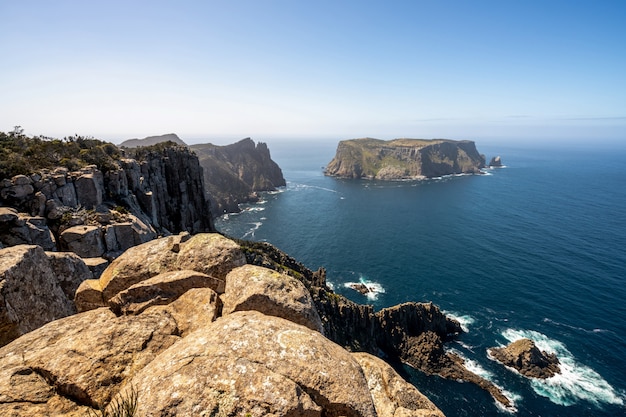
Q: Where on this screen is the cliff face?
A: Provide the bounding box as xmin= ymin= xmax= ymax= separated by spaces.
xmin=0 ymin=144 xmax=214 ymax=259
xmin=191 ymin=138 xmax=286 ymax=214
xmin=325 ymin=138 xmax=486 ymax=179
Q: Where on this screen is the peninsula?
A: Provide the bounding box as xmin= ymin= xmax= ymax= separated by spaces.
xmin=325 ymin=138 xmax=486 ymax=180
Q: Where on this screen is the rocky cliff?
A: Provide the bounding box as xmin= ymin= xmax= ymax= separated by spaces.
xmin=325 ymin=138 xmax=486 ymax=180
xmin=191 ymin=138 xmax=286 ymax=214
xmin=0 ymin=142 xmax=214 ymax=261
xmin=0 ymin=234 xmax=447 ymax=416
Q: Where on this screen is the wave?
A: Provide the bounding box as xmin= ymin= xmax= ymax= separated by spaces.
xmin=500 ymin=329 xmax=624 ymax=407
xmin=241 ymin=221 xmax=263 ymax=240
xmin=343 ymin=275 xmax=385 ymax=301
xmin=447 ymin=348 xmax=521 ymax=413
xmin=288 ymin=182 xmax=340 ymax=194
xmin=542 ymin=317 xmax=611 ymax=335
xmin=443 ymin=311 xmax=476 ymax=332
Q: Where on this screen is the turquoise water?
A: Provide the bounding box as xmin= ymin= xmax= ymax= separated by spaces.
xmin=216 ymin=140 xmax=626 ymax=416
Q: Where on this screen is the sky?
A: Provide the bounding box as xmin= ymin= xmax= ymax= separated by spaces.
xmin=1 ymin=0 xmax=625 ymax=145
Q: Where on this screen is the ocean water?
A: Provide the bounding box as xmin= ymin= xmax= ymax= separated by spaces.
xmin=215 ymin=139 xmax=626 ymax=417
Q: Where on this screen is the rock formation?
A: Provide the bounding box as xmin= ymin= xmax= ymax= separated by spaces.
xmin=0 ymin=233 xmax=447 ymax=416
xmin=489 ymin=338 xmax=561 ymax=379
xmin=325 ymin=138 xmax=486 ymax=180
xmin=0 ymin=143 xmax=214 ymax=263
xmin=191 ymin=138 xmax=286 ymax=214
xmin=0 ymin=245 xmax=91 ymax=347
xmin=489 ymin=156 xmax=503 ymax=167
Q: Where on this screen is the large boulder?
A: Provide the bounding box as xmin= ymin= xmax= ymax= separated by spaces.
xmin=60 ymin=225 xmax=105 ymax=258
xmin=0 ymin=246 xmax=77 ymax=347
xmin=108 ymin=269 xmax=223 ymax=315
xmin=222 ymin=264 xmax=324 ymax=333
xmin=96 ymin=233 xmax=244 ymax=305
xmin=353 ymin=352 xmax=445 ymax=417
xmin=126 ymin=310 xmax=377 ymax=417
xmin=488 ymin=338 xmax=561 ymax=379
xmin=0 ymin=307 xmax=182 ymax=416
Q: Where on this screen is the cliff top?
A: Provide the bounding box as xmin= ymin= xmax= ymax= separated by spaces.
xmin=118 ymin=133 xmax=187 ymax=148
xmin=341 ymin=137 xmax=470 ymax=148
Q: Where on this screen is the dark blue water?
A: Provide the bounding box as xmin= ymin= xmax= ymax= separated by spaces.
xmin=216 ymin=140 xmax=626 ymax=416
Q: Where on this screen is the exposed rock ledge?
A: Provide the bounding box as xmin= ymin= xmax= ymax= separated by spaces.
xmin=488 ymin=338 xmax=561 ymax=379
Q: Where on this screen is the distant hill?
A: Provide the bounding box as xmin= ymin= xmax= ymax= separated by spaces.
xmin=119 ymin=133 xmax=187 ymax=148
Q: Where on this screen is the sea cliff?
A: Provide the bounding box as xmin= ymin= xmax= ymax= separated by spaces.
xmin=325 ymin=138 xmax=486 ymax=180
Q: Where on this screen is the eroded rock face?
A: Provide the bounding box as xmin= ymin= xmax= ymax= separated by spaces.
xmin=489 ymin=156 xmax=503 ymax=167
xmin=353 ymin=352 xmax=445 ymax=417
xmin=222 ymin=264 xmax=324 ymax=333
xmin=127 ymin=311 xmax=377 ymax=417
xmin=0 ymin=245 xmax=81 ymax=347
xmin=489 ymin=338 xmax=560 ymax=379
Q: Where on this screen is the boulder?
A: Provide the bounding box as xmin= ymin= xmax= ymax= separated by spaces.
xmin=44 ymin=251 xmax=93 ymax=301
xmin=174 ymin=233 xmax=247 ymax=280
xmin=222 ymin=264 xmax=323 ymax=333
xmin=99 ymin=233 xmax=190 ymax=302
xmin=74 ymin=279 xmax=105 ymax=313
xmin=146 ymin=287 xmax=221 ymax=336
xmin=108 ymin=269 xmax=224 ymax=315
xmin=489 ymin=338 xmax=560 ymax=378
xmin=82 ymin=257 xmax=109 ymax=278
xmin=0 ymin=245 xmax=76 ymax=347
xmin=126 ymin=311 xmax=377 ymax=417
xmin=0 ymin=307 xmax=181 ymax=415
xmin=353 ymin=352 xmax=445 ymax=417
xmin=60 ymin=225 xmax=104 ymax=258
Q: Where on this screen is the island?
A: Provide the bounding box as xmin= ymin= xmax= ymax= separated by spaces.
xmin=324 ymin=138 xmax=486 ymax=180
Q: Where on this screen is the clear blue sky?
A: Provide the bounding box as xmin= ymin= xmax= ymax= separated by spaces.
xmin=1 ymin=0 xmax=625 ymax=144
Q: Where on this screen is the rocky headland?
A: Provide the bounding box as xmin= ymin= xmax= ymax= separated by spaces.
xmin=488 ymin=338 xmax=561 ymax=379
xmin=324 ymin=138 xmax=486 ymax=180
xmin=0 ymin=131 xmax=515 ymax=415
xmin=190 ymin=138 xmax=286 ymax=214
xmin=119 ymin=134 xmax=286 ymax=214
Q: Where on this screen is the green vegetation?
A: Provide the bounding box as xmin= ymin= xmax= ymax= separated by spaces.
xmin=0 ymin=129 xmax=122 ymax=179
xmin=87 ymin=386 xmax=138 ymax=417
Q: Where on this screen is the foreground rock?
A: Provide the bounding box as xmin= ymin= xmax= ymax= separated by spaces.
xmin=0 ymin=245 xmax=90 ymax=347
xmin=0 ymin=233 xmax=446 ymax=416
xmin=325 ymin=138 xmax=485 ymax=180
xmin=488 ymin=338 xmax=561 ymax=379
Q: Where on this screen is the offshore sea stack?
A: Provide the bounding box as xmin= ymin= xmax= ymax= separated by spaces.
xmin=489 ymin=338 xmax=561 ymax=379
xmin=325 ymin=138 xmax=486 ymax=180
xmin=0 ymin=234 xmax=447 ymax=417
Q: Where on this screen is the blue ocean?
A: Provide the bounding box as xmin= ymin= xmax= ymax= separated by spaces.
xmin=215 ymin=139 xmax=626 ymax=417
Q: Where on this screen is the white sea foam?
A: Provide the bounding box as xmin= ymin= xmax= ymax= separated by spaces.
xmin=501 ymin=329 xmax=624 ymax=407
xmin=241 ymin=222 xmax=262 ymax=239
xmin=448 ymin=348 xmax=520 ymax=413
xmin=443 ymin=311 xmax=476 ymax=332
xmin=343 ymin=276 xmax=385 ymax=301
